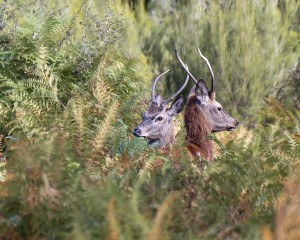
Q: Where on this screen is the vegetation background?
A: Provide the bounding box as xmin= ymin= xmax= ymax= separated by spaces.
xmin=0 ymin=0 xmax=299 ymax=239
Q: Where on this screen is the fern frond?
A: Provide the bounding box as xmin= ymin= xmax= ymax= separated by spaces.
xmin=40 ymin=17 xmax=64 ymax=46
xmin=35 ymin=46 xmax=60 ymax=103
xmin=0 ymin=135 xmax=5 ymax=153
xmin=106 ymin=197 xmax=120 ymax=240
xmin=283 ymin=130 xmax=299 ymax=151
xmin=148 ymin=193 xmax=177 ymax=240
xmin=92 ymin=79 xmax=111 ymax=112
xmin=37 ymin=45 xmax=50 ymax=65
xmin=130 ymin=171 xmax=150 ymax=237
xmin=71 ymin=99 xmax=85 ymax=154
xmin=91 ymin=100 xmax=119 ymax=154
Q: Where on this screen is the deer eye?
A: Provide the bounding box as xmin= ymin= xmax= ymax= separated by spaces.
xmin=217 ymin=107 xmax=222 ymax=111
xmin=155 ymin=116 xmax=163 ymax=122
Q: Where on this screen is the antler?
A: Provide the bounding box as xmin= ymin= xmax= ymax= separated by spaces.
xmin=151 ymin=69 xmax=171 ymax=101
xmin=197 ymin=47 xmax=215 ymax=92
xmin=165 ymin=74 xmax=189 ymax=104
xmin=151 ymin=68 xmax=189 ymax=104
xmin=175 ymin=49 xmax=198 ymax=84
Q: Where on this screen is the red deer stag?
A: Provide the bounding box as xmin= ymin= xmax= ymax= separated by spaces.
xmin=175 ymin=48 xmax=239 ymax=163
xmin=133 ymin=69 xmax=189 ymax=148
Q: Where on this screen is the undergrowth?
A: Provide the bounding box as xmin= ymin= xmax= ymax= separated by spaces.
xmin=0 ymin=0 xmax=299 ymax=239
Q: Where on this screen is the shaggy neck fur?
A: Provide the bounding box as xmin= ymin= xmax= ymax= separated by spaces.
xmin=184 ymin=95 xmax=213 ymax=162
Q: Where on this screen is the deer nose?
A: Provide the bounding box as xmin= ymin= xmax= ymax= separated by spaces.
xmin=236 ymin=120 xmax=239 ymax=126
xmin=133 ymin=128 xmax=142 ymax=137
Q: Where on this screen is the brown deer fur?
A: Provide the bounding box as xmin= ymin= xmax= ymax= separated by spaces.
xmin=175 ymin=48 xmax=239 ymax=163
xmin=185 ymin=95 xmax=213 ymax=162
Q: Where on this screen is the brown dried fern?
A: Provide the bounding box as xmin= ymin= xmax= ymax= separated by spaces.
xmin=71 ymin=100 xmax=85 ymax=154
xmin=106 ymin=197 xmax=120 ymax=240
xmin=93 ymin=80 xmax=112 ymax=111
xmin=148 ymin=193 xmax=177 ymax=240
xmin=91 ymin=53 xmax=111 ymax=110
xmin=275 ymin=176 xmax=300 ymax=240
xmin=91 ymin=100 xmax=119 ymax=155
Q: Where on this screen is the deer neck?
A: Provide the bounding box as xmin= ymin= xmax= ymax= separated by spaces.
xmin=184 ymin=95 xmax=213 ymax=162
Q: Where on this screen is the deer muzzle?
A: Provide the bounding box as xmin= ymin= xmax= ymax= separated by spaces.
xmin=227 ymin=120 xmax=239 ymax=131
xmin=133 ymin=128 xmax=142 ymax=137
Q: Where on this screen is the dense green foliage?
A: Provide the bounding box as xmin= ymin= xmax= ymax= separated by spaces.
xmin=139 ymin=0 xmax=299 ymax=121
xmin=0 ymin=0 xmax=299 ymax=239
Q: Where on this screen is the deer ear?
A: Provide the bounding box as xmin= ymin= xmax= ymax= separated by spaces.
xmin=167 ymin=95 xmax=184 ymax=116
xmin=195 ymin=80 xmax=209 ymax=105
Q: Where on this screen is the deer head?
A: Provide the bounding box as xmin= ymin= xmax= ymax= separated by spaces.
xmin=175 ymin=48 xmax=239 ymax=133
xmin=132 ymin=69 xmax=189 ymax=147
xmin=175 ymin=48 xmax=239 ymax=161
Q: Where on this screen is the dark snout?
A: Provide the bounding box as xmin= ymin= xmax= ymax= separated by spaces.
xmin=133 ymin=128 xmax=142 ymax=137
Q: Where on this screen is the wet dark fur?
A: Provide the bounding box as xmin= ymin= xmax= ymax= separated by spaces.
xmin=184 ymin=96 xmax=213 ymax=162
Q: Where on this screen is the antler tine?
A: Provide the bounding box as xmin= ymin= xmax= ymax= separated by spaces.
xmin=197 ymin=47 xmax=215 ymax=92
xmin=175 ymin=49 xmax=198 ymax=84
xmin=165 ymin=74 xmax=190 ymax=104
xmin=151 ymin=69 xmax=171 ymax=101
